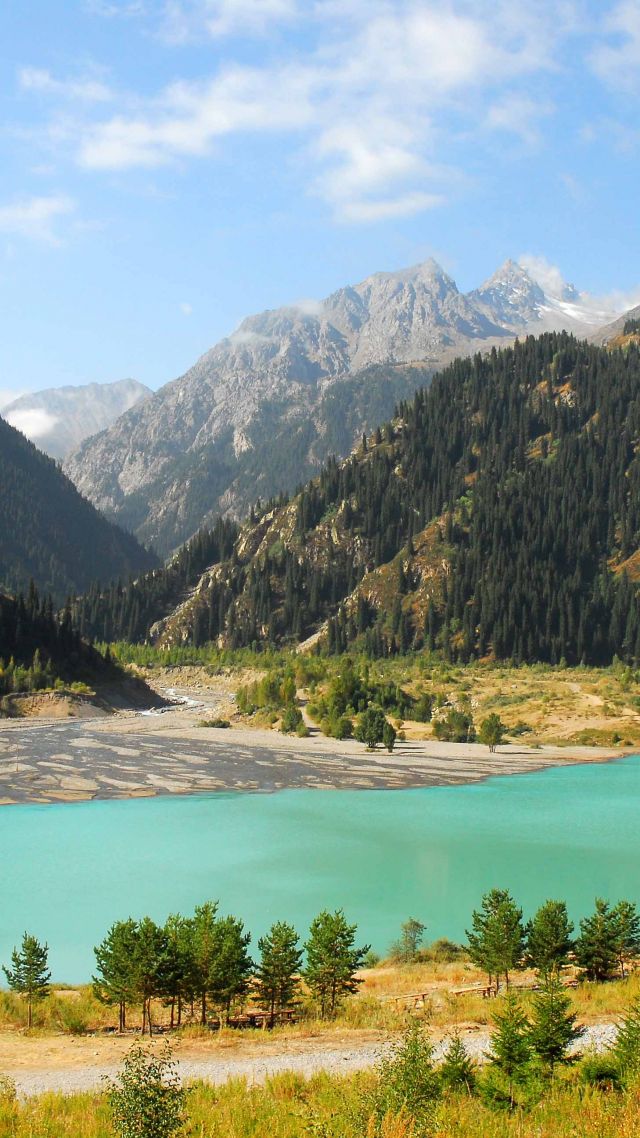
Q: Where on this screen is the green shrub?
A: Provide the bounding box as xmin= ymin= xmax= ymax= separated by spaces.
xmin=280 ymin=706 xmax=303 ymax=733
xmin=197 ymin=718 xmax=230 ymax=728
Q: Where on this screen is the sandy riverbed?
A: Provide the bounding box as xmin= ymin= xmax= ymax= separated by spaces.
xmin=0 ymin=676 xmax=630 ymax=805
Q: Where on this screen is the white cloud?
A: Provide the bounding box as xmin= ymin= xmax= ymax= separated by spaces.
xmin=485 ymin=94 xmax=554 ymax=145
xmin=19 ymin=67 xmax=113 ymax=103
xmin=590 ymin=1 xmax=640 ymax=91
xmin=519 ymin=253 xmax=640 ymax=321
xmin=179 ymin=301 xmax=192 ymax=314
xmin=159 ymin=0 xmax=297 ymax=42
xmin=85 ymin=1 xmax=147 ymax=17
xmin=338 ymin=191 xmax=445 ymax=224
xmin=0 ymin=195 xmax=76 ymax=244
xmin=4 ymin=407 xmax=60 ymax=441
xmin=26 ymin=1 xmax=584 ymax=223
xmin=0 ymin=389 xmax=26 ymax=412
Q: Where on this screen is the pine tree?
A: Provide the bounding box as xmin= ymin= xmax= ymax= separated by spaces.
xmin=525 ymin=900 xmax=574 ymax=978
xmin=304 ymin=910 xmax=369 ymax=1018
xmin=3 ymin=932 xmax=51 ymax=1028
xmin=528 ymin=973 xmax=582 ymax=1077
xmin=93 ymin=919 xmax=139 ymax=1032
xmin=487 ymin=990 xmax=532 ymax=1109
xmin=255 ymin=921 xmax=302 ymax=1027
xmin=439 ymin=1031 xmax=477 ymax=1094
xmin=575 ymin=898 xmax=619 ymax=982
xmin=612 ymin=998 xmax=640 ymax=1085
xmin=466 ymin=889 xmax=525 ymax=992
xmin=612 ymin=900 xmax=640 ymax=979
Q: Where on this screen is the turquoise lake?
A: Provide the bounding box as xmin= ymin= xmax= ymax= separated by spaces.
xmin=1 ymin=756 xmax=640 ymax=982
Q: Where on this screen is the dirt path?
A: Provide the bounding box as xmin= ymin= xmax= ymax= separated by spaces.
xmin=2 ymin=1024 xmax=618 ymax=1098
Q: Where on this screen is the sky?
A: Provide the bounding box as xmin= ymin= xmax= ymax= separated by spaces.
xmin=1 ymin=0 xmax=640 ymax=405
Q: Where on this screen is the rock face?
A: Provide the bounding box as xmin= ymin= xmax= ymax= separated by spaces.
xmin=2 ymin=378 xmax=150 ymax=460
xmin=64 ymin=258 xmax=626 ymax=555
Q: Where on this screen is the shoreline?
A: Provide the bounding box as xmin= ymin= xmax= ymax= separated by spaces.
xmin=0 ymin=702 xmax=634 ymax=806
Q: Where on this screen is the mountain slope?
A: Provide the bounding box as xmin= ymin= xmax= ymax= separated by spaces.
xmin=0 ymin=415 xmax=157 ymax=601
xmin=2 ymin=378 xmax=150 ymax=460
xmin=103 ymin=332 xmax=640 ymax=668
xmin=65 ymin=259 xmax=623 ymax=556
xmin=592 ymin=303 xmax=640 ymax=346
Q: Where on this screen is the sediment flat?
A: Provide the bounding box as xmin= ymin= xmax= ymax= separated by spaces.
xmin=0 ymin=695 xmax=629 ymax=805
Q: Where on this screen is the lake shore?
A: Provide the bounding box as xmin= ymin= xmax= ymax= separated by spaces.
xmin=0 ymin=691 xmax=631 ymax=805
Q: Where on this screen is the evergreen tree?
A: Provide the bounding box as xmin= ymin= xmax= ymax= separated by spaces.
xmin=528 ymin=973 xmax=582 ymax=1077
xmin=189 ymin=901 xmax=219 ymax=1026
xmin=575 ymin=898 xmax=619 ymax=982
xmin=3 ymin=932 xmax=51 ymax=1028
xmin=93 ymin=919 xmax=139 ymax=1032
xmin=208 ymin=915 xmax=252 ymax=1022
xmin=525 ymin=900 xmax=574 ymax=978
xmin=612 ymin=900 xmax=640 ymax=979
xmin=255 ymin=921 xmax=302 ymax=1027
xmin=486 ymin=991 xmax=532 ymax=1109
xmin=304 ymin=909 xmax=369 ymax=1018
xmin=439 ymin=1031 xmax=477 ymax=1094
xmin=612 ymin=998 xmax=640 ymax=1085
xmin=466 ymin=889 xmax=525 ymax=992
xmin=382 ymin=719 xmax=397 ymax=752
xmin=354 ymin=706 xmax=387 ymax=750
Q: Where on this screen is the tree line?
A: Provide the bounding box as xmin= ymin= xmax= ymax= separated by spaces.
xmin=5 ymin=887 xmax=640 ymax=1035
xmin=467 ymin=889 xmax=640 ymax=991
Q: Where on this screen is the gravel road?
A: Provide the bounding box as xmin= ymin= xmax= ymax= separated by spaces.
xmin=7 ymin=1024 xmax=618 ymax=1098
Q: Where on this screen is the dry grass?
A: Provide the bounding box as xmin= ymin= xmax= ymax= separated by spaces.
xmin=2 ymin=1072 xmax=640 ymax=1138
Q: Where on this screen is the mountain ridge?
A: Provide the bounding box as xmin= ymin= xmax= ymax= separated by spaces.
xmin=3 ymin=378 xmax=151 ymax=460
xmin=0 ymin=413 xmax=157 ymax=602
xmin=64 ymin=258 xmax=627 ymax=555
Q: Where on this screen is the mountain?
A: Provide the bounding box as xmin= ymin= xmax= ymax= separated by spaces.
xmin=591 ymin=303 xmax=640 ymax=346
xmin=2 ymin=378 xmax=150 ymax=460
xmin=64 ymin=258 xmax=625 ymax=555
xmin=0 ymin=414 xmax=157 ymax=602
xmin=73 ymin=333 xmax=640 ymax=668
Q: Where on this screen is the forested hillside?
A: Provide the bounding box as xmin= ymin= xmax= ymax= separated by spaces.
xmin=0 ymin=415 xmax=157 ymax=601
xmin=75 ymin=333 xmax=640 ymax=666
xmin=0 ymin=588 xmax=122 ymax=697
xmin=71 ymin=520 xmax=238 ymax=643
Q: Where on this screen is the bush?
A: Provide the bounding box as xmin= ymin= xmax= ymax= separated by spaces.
xmin=371 ymin=1021 xmax=440 ymax=1136
xmin=197 ymin=718 xmax=230 ymax=728
xmin=107 ymin=1043 xmax=186 ymax=1138
xmin=433 ymin=709 xmax=475 ymax=743
xmin=0 ymin=1074 xmax=16 ymax=1102
xmin=578 ymin=1052 xmax=622 ymax=1091
xmin=296 ymin=721 xmax=310 ymax=738
xmin=280 ymin=706 xmax=303 ymax=733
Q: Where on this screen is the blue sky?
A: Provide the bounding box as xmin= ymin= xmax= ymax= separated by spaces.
xmin=1 ymin=0 xmax=640 ymax=402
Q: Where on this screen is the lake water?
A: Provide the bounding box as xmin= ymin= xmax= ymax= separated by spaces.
xmin=1 ymin=756 xmax=640 ymax=982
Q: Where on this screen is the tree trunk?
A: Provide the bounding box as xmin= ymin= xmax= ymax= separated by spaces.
xmin=28 ymin=997 xmax=32 ymax=1029
xmin=147 ymin=998 xmax=153 ymax=1038
xmin=177 ymin=995 xmax=182 ymax=1027
xmin=201 ymin=992 xmax=207 ymax=1027
xmin=170 ymin=997 xmax=175 ymax=1029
